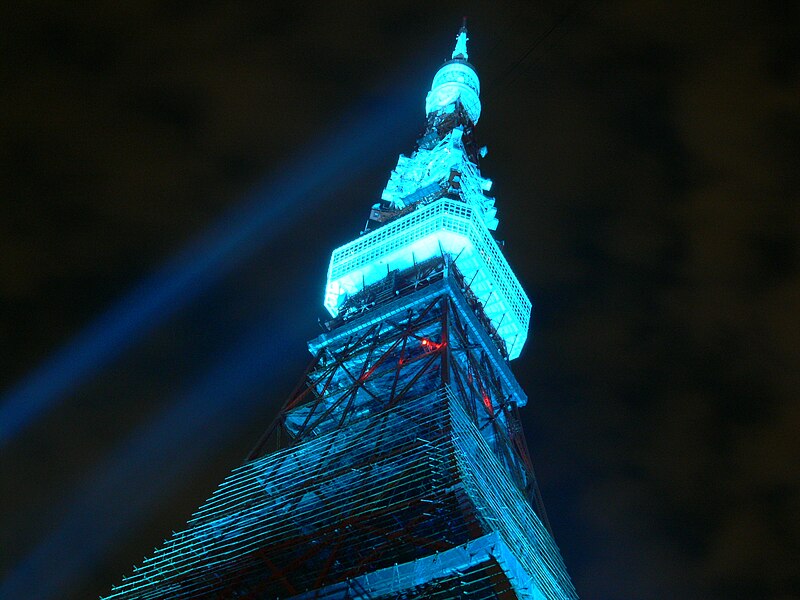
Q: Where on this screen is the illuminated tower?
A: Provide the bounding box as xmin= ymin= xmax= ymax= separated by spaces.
xmin=105 ymin=24 xmax=578 ymax=600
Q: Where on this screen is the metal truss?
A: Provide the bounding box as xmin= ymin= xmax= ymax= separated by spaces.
xmin=102 ymin=257 xmax=571 ymax=600
xmin=248 ymin=257 xmax=543 ymax=514
xmin=104 ymin=390 xmax=576 ymax=600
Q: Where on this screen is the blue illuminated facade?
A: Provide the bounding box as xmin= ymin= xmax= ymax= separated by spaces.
xmin=324 ymin=25 xmax=530 ymax=360
xmin=104 ymin=25 xmax=577 ymax=600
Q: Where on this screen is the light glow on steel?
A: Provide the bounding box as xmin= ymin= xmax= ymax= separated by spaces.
xmin=324 ymin=198 xmax=531 ymax=360
xmin=324 ymin=26 xmax=531 ymax=360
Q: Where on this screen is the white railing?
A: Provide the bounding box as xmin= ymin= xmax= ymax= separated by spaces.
xmin=325 ymin=198 xmax=531 ymax=359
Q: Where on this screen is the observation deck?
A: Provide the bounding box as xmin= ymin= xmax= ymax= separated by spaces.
xmin=323 ymin=197 xmax=531 ymax=360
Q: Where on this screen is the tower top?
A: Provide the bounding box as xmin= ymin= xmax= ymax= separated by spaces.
xmin=325 ymin=25 xmax=531 ymax=360
xmin=425 ymin=21 xmax=481 ymax=123
xmin=452 ymin=19 xmax=468 ymax=60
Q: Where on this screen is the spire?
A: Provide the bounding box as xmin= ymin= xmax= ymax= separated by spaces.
xmin=426 ymin=20 xmax=481 ymax=123
xmin=452 ymin=18 xmax=468 ymax=60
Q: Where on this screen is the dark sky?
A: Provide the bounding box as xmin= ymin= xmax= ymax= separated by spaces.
xmin=2 ymin=2 xmax=798 ymax=599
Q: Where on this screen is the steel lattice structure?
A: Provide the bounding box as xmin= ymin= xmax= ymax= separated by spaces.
xmin=105 ymin=24 xmax=578 ymax=600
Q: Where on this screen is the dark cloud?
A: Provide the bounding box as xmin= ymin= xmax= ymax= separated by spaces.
xmin=1 ymin=1 xmax=798 ymax=599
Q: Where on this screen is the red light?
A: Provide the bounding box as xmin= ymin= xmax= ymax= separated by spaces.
xmin=419 ymin=338 xmax=444 ymax=352
xmin=482 ymin=394 xmax=493 ymax=415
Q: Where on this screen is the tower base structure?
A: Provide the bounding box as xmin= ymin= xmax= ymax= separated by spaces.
xmin=105 ymin=260 xmax=577 ymax=599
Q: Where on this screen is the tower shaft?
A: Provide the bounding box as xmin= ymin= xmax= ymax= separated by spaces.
xmin=105 ymin=25 xmax=578 ymax=600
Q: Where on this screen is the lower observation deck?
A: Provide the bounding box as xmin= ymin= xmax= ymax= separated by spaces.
xmin=324 ymin=197 xmax=531 ymax=360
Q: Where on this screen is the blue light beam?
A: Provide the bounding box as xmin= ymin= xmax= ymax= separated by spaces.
xmin=0 ymin=85 xmax=420 ymax=448
xmin=0 ymin=302 xmax=305 ymax=600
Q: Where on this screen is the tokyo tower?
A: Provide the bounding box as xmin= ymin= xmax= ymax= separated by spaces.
xmin=105 ymin=23 xmax=578 ymax=600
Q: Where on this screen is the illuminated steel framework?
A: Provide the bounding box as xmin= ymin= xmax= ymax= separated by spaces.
xmin=105 ymin=24 xmax=577 ymax=600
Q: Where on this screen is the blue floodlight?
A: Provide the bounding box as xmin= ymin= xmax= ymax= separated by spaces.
xmin=0 ymin=84 xmax=421 ymax=448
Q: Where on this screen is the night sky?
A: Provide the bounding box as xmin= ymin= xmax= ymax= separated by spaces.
xmin=2 ymin=2 xmax=799 ymax=599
